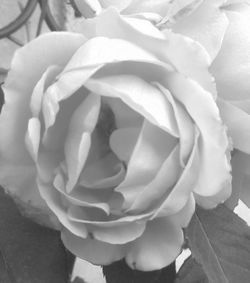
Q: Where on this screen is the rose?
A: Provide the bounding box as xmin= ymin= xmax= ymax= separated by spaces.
xmin=0 ymin=8 xmax=231 ymax=271
xmin=160 ymin=0 xmax=250 ymax=208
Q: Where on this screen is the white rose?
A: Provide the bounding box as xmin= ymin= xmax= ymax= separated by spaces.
xmin=0 ymin=8 xmax=231 ymax=270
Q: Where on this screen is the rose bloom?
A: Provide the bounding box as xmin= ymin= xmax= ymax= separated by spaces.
xmin=0 ymin=9 xmax=231 ymax=270
xmin=158 ymin=0 xmax=250 ymax=208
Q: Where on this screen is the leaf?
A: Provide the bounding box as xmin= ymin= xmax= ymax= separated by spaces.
xmin=0 ymin=186 xmax=74 ymax=283
xmin=175 ymin=256 xmax=208 ymax=283
xmin=185 ymin=204 xmax=250 ymax=283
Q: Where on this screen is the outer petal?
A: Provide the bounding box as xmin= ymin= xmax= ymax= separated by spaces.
xmin=94 ymin=8 xmax=215 ymax=95
xmin=171 ymin=0 xmax=228 ymax=61
xmin=165 ymin=73 xmax=231 ymax=200
xmin=217 ymin=99 xmax=250 ymax=154
xmin=0 ymin=32 xmax=86 ymax=163
xmin=61 ymin=228 xmax=126 ymax=265
xmin=0 ymin=33 xmax=85 ymax=222
xmin=210 ymin=5 xmax=250 ymax=100
xmin=125 ymin=218 xmax=184 ymax=271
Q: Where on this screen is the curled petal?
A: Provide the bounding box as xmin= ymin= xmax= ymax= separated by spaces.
xmin=64 ymin=93 xmax=101 ymax=192
xmin=30 ymin=65 xmax=62 ymax=117
xmin=25 ymin=118 xmax=41 ymax=162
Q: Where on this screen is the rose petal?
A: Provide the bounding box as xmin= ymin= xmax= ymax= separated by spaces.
xmin=127 ymin=144 xmax=181 ymax=214
xmin=66 ymin=204 xmax=150 ymax=227
xmin=90 ymin=222 xmax=146 ymax=244
xmin=53 ymin=172 xmax=111 ymax=214
xmin=64 ymin=93 xmax=101 ymax=193
xmin=151 ymin=128 xmax=199 ymax=217
xmin=104 ymin=97 xmax=143 ymax=129
xmin=230 ymin=99 xmax=250 ymax=114
xmin=165 ymin=73 xmax=231 ymax=199
xmin=210 ymin=6 xmax=250 ymax=101
xmin=110 ymin=127 xmax=142 ymax=163
xmin=172 ymin=0 xmax=228 ymax=61
xmin=116 ymin=120 xmax=178 ymax=209
xmin=86 ymin=75 xmax=179 ymax=136
xmin=125 ymin=218 xmax=183 ymax=271
xmin=168 ymin=193 xmax=195 ymax=227
xmin=217 ymin=98 xmax=250 ymax=154
xmin=37 ymin=181 xmax=88 ymax=238
xmin=36 ymin=150 xmax=62 ymax=183
xmin=94 ymin=8 xmax=216 ymax=95
xmin=155 ymin=83 xmax=195 ymax=165
xmin=61 ymin=228 xmax=126 ymax=265
xmin=67 ymin=206 xmax=146 ymax=244
xmin=25 ymin=118 xmax=41 ymax=162
xmin=79 ymin=153 xmax=126 ymax=189
xmin=0 ymin=32 xmax=85 ymax=163
xmin=42 ymin=86 xmax=89 ymax=151
xmin=42 ymin=36 xmax=171 ymax=134
xmin=30 ymin=65 xmax=62 ymax=117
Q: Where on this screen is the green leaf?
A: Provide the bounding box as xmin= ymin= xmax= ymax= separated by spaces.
xmin=185 ymin=204 xmax=250 ymax=283
xmin=0 ymin=186 xmax=74 ymax=283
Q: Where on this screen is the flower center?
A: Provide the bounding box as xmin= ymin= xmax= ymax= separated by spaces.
xmin=94 ymin=100 xmax=117 ymax=158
